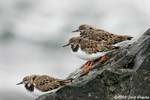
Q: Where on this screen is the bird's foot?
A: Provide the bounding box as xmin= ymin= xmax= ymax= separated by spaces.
xmin=97 ymin=54 xmax=106 ymax=64
xmin=80 ymin=61 xmax=94 ymax=74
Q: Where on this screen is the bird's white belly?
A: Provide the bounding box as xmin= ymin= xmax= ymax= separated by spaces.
xmin=30 ymin=87 xmax=60 ymax=97
xmin=71 ymin=48 xmax=109 ymax=61
xmin=31 ymin=88 xmax=48 ymax=96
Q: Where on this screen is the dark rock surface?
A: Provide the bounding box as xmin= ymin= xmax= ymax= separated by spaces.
xmin=36 ymin=29 xmax=150 ymax=100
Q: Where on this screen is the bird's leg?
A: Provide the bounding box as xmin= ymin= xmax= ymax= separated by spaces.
xmin=81 ymin=61 xmax=94 ymax=74
xmin=97 ymin=54 xmax=106 ymax=64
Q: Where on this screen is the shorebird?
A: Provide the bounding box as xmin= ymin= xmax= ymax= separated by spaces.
xmin=64 ymin=24 xmax=133 ymax=73
xmin=17 ymin=75 xmax=72 ymax=96
xmin=63 ymin=37 xmax=119 ymax=74
xmin=72 ymin=24 xmax=133 ymax=45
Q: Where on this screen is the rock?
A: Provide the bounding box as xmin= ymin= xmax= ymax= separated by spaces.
xmin=36 ymin=29 xmax=150 ymax=100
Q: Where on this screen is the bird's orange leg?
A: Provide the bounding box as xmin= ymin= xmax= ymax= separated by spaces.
xmin=97 ymin=54 xmax=106 ymax=64
xmin=81 ymin=61 xmax=94 ymax=74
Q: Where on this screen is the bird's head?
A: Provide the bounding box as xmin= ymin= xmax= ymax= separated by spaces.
xmin=72 ymin=24 xmax=95 ymax=33
xmin=17 ymin=75 xmax=38 ymax=92
xmin=63 ymin=37 xmax=82 ymax=52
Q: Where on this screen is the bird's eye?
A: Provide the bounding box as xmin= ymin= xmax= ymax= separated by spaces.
xmin=24 ymin=80 xmax=28 ymax=83
xmin=80 ymin=30 xmax=84 ymax=32
xmin=23 ymin=79 xmax=28 ymax=83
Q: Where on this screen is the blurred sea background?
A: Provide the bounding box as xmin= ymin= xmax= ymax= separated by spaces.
xmin=0 ymin=0 xmax=150 ymax=100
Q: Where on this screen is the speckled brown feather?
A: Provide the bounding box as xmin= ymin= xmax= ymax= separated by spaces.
xmin=34 ymin=75 xmax=70 ymax=92
xmin=74 ymin=24 xmax=133 ymax=45
xmin=18 ymin=75 xmax=71 ymax=92
xmin=68 ymin=37 xmax=118 ymax=54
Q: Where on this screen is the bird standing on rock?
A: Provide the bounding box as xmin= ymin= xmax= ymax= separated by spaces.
xmin=63 ymin=37 xmax=119 ymax=74
xmin=63 ymin=24 xmax=133 ymax=74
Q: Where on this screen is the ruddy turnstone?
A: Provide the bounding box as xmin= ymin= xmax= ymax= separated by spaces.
xmin=72 ymin=24 xmax=133 ymax=45
xmin=70 ymin=24 xmax=132 ymax=73
xmin=17 ymin=75 xmax=72 ymax=96
xmin=63 ymin=37 xmax=119 ymax=73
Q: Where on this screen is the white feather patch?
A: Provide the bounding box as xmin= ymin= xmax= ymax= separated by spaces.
xmin=30 ymin=87 xmax=61 ymax=97
xmin=71 ymin=47 xmax=110 ymax=61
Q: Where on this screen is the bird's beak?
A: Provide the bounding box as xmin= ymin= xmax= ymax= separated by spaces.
xmin=16 ymin=81 xmax=23 ymax=85
xmin=72 ymin=30 xmax=79 ymax=32
xmin=62 ymin=44 xmax=70 ymax=47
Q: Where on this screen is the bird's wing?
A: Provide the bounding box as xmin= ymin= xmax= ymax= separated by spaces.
xmin=82 ymin=29 xmax=132 ymax=45
xmin=34 ymin=75 xmax=61 ymax=92
xmin=80 ymin=39 xmax=117 ymax=54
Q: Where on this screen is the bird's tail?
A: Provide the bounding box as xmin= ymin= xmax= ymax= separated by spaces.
xmin=127 ymin=36 xmax=133 ymax=40
xmin=114 ymin=46 xmax=120 ymax=49
xmin=58 ymin=78 xmax=73 ymax=85
xmin=118 ymin=35 xmax=133 ymax=41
